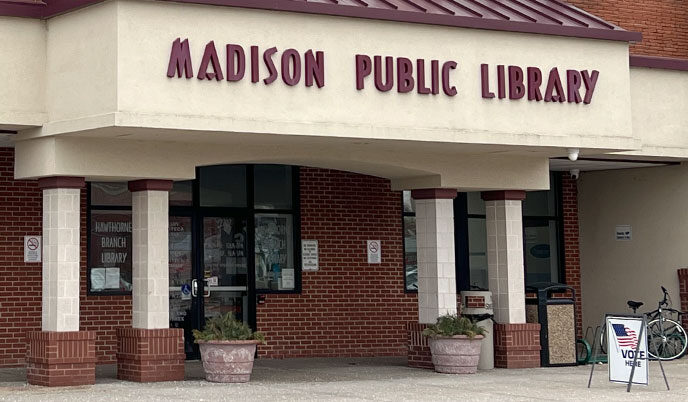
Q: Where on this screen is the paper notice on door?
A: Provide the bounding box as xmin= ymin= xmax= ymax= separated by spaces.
xmin=281 ymin=268 xmax=295 ymax=289
xmin=105 ymin=267 xmax=120 ymax=289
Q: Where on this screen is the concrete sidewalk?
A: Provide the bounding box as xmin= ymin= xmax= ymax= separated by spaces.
xmin=1 ymin=357 xmax=687 ymax=401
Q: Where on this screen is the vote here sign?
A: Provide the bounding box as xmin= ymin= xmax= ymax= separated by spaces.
xmin=607 ymin=316 xmax=648 ymax=385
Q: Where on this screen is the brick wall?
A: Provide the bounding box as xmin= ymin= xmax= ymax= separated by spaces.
xmin=679 ymin=269 xmax=688 ymax=329
xmin=0 ymin=148 xmax=42 ymax=367
xmin=569 ymin=0 xmax=688 ymax=59
xmin=561 ymin=175 xmax=582 ymax=338
xmin=256 ymin=168 xmax=418 ymax=358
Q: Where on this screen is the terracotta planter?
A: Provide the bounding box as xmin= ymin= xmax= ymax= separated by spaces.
xmin=428 ymin=335 xmax=484 ymax=374
xmin=197 ymin=340 xmax=260 ymax=383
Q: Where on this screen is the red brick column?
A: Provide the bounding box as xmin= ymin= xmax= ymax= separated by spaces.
xmin=561 ymin=175 xmax=582 ymax=339
xmin=116 ymin=328 xmax=185 ymax=382
xmin=26 ymin=331 xmax=96 ymax=386
xmin=493 ymin=323 xmax=541 ymax=368
xmin=678 ymin=269 xmax=688 ymax=329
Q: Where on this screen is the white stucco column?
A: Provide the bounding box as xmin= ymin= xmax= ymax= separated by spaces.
xmin=39 ymin=177 xmax=84 ymax=332
xmin=411 ymin=189 xmax=458 ymax=324
xmin=482 ymin=190 xmax=527 ymax=324
xmin=129 ymin=180 xmax=173 ymax=329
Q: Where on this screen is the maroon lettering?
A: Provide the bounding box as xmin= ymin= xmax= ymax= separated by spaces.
xmin=416 ymin=59 xmax=431 ymax=95
xmin=281 ymin=49 xmax=301 ymax=86
xmin=497 ymin=65 xmax=506 ymax=99
xmin=582 ymin=70 xmax=599 ymax=104
xmin=442 ymin=61 xmax=457 ymax=96
xmin=508 ymin=66 xmax=525 ymax=100
xmin=305 ymin=50 xmax=325 ymax=88
xmin=263 ymin=47 xmax=278 ymax=85
xmin=527 ymin=67 xmax=543 ymax=101
xmin=544 ymin=67 xmax=566 ymax=102
xmin=431 ymin=60 xmax=440 ymax=95
xmin=197 ymin=41 xmax=223 ymax=81
xmin=226 ymin=44 xmax=245 ymax=82
xmin=374 ymin=56 xmax=394 ymax=92
xmin=167 ymin=38 xmax=193 ymax=79
xmin=250 ymin=46 xmax=259 ymax=83
xmin=566 ymin=69 xmax=583 ymax=103
xmin=481 ymin=64 xmax=495 ymax=99
xmin=397 ymin=57 xmax=414 ymax=93
xmin=355 ymin=54 xmax=372 ymax=90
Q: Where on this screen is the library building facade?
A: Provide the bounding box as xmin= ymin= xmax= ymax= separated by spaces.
xmin=1 ymin=0 xmax=688 ymax=386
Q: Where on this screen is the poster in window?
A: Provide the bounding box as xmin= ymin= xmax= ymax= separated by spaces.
xmin=255 ymin=214 xmax=294 ymax=290
xmin=89 ymin=211 xmax=132 ymax=292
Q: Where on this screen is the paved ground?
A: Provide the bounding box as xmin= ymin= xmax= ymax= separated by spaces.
xmin=1 ymin=357 xmax=687 ymax=401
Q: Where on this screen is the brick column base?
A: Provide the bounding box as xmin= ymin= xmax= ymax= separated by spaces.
xmin=406 ymin=322 xmax=433 ymax=369
xmin=26 ymin=331 xmax=96 ymax=386
xmin=679 ymin=269 xmax=688 ymax=329
xmin=493 ymin=323 xmax=541 ymax=368
xmin=116 ymin=328 xmax=185 ymax=382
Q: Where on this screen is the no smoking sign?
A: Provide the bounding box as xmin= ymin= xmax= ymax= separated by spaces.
xmin=367 ymin=240 xmax=381 ymax=264
xmin=24 ymin=235 xmax=42 ymax=263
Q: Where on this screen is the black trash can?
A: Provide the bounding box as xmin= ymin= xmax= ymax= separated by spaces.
xmin=525 ymin=282 xmax=577 ymax=367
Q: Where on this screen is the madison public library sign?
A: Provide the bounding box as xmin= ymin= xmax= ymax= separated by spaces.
xmin=167 ymin=38 xmax=599 ymax=104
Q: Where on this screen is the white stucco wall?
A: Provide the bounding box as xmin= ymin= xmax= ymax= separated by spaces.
xmin=579 ymin=164 xmax=687 ymax=331
xmin=45 ymin=1 xmax=119 ymax=123
xmin=622 ymin=67 xmax=688 ymax=159
xmin=0 ymin=16 xmax=46 ymax=129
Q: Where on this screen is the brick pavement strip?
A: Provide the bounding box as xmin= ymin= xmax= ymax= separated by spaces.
xmin=1 ymin=357 xmax=688 ymax=401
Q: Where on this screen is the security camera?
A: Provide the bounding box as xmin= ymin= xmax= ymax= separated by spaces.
xmin=567 ymin=148 xmax=579 ymax=162
xmin=570 ymin=169 xmax=580 ymax=180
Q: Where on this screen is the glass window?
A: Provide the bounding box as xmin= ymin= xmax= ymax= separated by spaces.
xmin=467 ymin=217 xmax=488 ymax=290
xmin=170 ymin=181 xmax=193 ymax=207
xmin=199 ymin=165 xmax=247 ymax=207
xmin=91 ymin=182 xmax=131 ymax=206
xmin=524 ymin=220 xmax=560 ymax=284
xmin=254 ymin=165 xmax=292 ymax=209
xmin=522 ymin=176 xmax=556 ymax=217
xmin=169 ymin=216 xmax=193 ymax=322
xmin=255 ymin=214 xmax=294 ymax=291
xmin=466 ymin=192 xmax=485 ymax=215
xmin=403 ymin=191 xmax=415 ymax=213
xmin=89 ymin=210 xmax=133 ymax=293
xmin=404 ymin=216 xmax=417 ymax=291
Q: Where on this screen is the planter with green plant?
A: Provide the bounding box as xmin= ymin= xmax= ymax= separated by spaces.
xmin=422 ymin=314 xmax=486 ymax=374
xmin=192 ymin=313 xmax=266 ymax=383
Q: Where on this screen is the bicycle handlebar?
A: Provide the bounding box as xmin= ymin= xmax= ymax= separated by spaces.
xmin=660 ymin=285 xmax=669 ymax=307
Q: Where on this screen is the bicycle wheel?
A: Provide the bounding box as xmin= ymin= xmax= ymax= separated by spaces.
xmin=599 ymin=325 xmax=608 ymax=354
xmin=647 ymin=318 xmax=687 ymax=360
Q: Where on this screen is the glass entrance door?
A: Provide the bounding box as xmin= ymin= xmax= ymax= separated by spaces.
xmin=201 ymin=216 xmax=249 ymax=324
xmin=169 ymin=215 xmax=250 ymax=359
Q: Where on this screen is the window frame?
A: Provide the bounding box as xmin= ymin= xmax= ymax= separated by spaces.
xmin=86 ymin=165 xmax=302 ymax=296
xmin=86 ymin=185 xmax=134 ymax=296
xmin=401 ymin=192 xmax=417 ymax=293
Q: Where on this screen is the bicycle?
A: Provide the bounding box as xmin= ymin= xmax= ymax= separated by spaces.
xmin=609 ymin=286 xmax=688 ymax=361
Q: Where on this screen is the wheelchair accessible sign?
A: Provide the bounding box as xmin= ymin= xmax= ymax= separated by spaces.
xmin=607 ymin=316 xmax=648 ymax=385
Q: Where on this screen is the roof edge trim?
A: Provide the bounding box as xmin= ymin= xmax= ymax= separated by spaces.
xmin=630 ymin=55 xmax=688 ymax=72
xmin=0 ymin=0 xmax=642 ymax=43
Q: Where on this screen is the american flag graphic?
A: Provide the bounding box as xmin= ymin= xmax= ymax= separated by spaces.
xmin=612 ymin=323 xmax=638 ymax=349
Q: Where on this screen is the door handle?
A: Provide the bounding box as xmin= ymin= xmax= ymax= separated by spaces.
xmin=191 ymin=279 xmax=198 ymax=297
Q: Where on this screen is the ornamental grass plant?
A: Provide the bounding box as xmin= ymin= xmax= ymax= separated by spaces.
xmin=193 ymin=312 xmax=266 ymax=343
xmin=422 ymin=314 xmax=487 ymax=338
